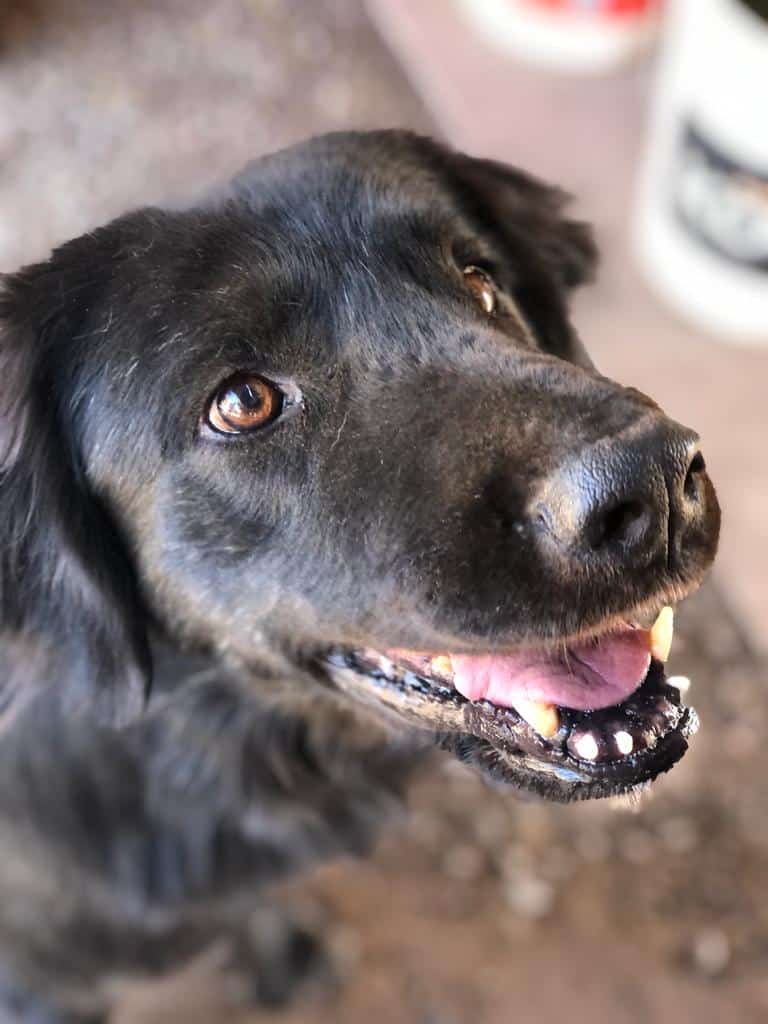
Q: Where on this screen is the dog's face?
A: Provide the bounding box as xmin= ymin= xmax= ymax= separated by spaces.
xmin=0 ymin=132 xmax=719 ymax=801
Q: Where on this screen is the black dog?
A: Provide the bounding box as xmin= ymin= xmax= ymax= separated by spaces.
xmin=0 ymin=131 xmax=719 ymax=1022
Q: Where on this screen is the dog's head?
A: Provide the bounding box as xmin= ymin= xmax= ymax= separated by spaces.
xmin=0 ymin=131 xmax=719 ymax=800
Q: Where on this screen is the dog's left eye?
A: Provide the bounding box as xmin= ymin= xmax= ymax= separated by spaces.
xmin=205 ymin=374 xmax=283 ymax=435
xmin=462 ymin=266 xmax=497 ymax=315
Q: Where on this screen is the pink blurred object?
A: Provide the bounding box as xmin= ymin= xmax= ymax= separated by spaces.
xmin=523 ymin=0 xmax=658 ymax=13
xmin=455 ymin=0 xmax=663 ymax=73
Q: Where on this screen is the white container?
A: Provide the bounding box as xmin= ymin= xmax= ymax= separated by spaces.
xmin=635 ymin=0 xmax=768 ymax=344
xmin=455 ymin=0 xmax=663 ymax=74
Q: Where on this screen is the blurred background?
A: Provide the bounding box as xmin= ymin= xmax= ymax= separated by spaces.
xmin=1 ymin=1 xmax=766 ymax=1020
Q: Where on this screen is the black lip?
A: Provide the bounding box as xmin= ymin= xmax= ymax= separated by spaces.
xmin=323 ymin=651 xmax=698 ymax=801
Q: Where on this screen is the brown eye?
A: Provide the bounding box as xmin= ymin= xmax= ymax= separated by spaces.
xmin=463 ymin=266 xmax=497 ymax=315
xmin=206 ymin=374 xmax=283 ymax=435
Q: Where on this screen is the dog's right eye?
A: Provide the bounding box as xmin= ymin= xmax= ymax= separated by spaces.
xmin=205 ymin=373 xmax=283 ymax=435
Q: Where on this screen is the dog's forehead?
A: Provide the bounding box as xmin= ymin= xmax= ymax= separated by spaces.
xmin=231 ymin=131 xmax=462 ymax=211
xmin=61 ymin=134 xmax=540 ymax=432
xmin=221 ymin=139 xmax=490 ymax=271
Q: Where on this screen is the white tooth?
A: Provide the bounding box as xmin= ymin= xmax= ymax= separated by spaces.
xmin=575 ymin=733 xmax=600 ymax=761
xmin=667 ymin=675 xmax=691 ymax=695
xmin=615 ymin=730 xmax=634 ymax=756
xmin=513 ymin=698 xmax=560 ymax=739
xmin=650 ymin=606 xmax=674 ymax=663
xmin=430 ymin=655 xmax=454 ymax=680
xmin=377 ymin=656 xmax=394 ymax=678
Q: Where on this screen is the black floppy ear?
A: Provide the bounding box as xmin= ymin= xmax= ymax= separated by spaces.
xmin=447 ymin=152 xmax=598 ymax=359
xmin=0 ymin=256 xmax=151 ymax=726
xmin=448 ymin=153 xmax=597 ymax=288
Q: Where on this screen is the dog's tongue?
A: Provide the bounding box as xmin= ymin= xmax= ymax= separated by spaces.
xmin=452 ymin=628 xmax=652 ymax=712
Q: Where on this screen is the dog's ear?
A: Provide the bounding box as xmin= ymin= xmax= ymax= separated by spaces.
xmin=448 ymin=153 xmax=597 ymax=289
xmin=0 ymin=251 xmax=151 ymax=726
xmin=447 ymin=152 xmax=598 ymax=359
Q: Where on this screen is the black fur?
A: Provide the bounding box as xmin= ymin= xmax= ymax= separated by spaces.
xmin=0 ymin=131 xmax=719 ymax=1021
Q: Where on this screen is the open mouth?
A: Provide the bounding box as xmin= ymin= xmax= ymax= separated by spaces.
xmin=323 ymin=607 xmax=699 ymax=802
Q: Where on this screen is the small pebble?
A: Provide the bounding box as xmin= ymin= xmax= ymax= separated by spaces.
xmin=691 ymin=928 xmax=731 ymax=977
xmin=504 ymin=873 xmax=555 ymax=920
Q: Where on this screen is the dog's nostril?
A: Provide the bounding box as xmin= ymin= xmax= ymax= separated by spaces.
xmin=588 ymin=499 xmax=647 ymax=551
xmin=684 ymin=450 xmax=706 ymax=499
xmin=538 ymin=427 xmax=709 ymax=567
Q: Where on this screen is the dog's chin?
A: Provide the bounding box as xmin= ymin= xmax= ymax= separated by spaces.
xmin=320 ymin=601 xmax=699 ymax=803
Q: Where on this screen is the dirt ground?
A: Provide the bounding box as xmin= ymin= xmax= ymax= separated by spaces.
xmin=2 ymin=3 xmax=766 ymax=1022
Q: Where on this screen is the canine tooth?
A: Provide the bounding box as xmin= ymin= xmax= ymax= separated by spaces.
xmin=615 ymin=730 xmax=634 ymax=756
xmin=667 ymin=674 xmax=691 ymax=694
xmin=574 ymin=733 xmax=600 ymax=761
xmin=513 ymin=698 xmax=560 ymax=739
xmin=431 ymin=655 xmax=454 ymax=680
xmin=650 ymin=606 xmax=674 ymax=663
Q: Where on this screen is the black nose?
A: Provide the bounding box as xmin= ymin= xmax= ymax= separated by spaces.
xmin=536 ymin=422 xmax=709 ymax=570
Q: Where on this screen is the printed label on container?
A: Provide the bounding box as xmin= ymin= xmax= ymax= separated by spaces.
xmin=672 ymin=120 xmax=768 ymax=274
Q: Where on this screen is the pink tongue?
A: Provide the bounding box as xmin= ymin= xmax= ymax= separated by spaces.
xmin=452 ymin=629 xmax=652 ymax=712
